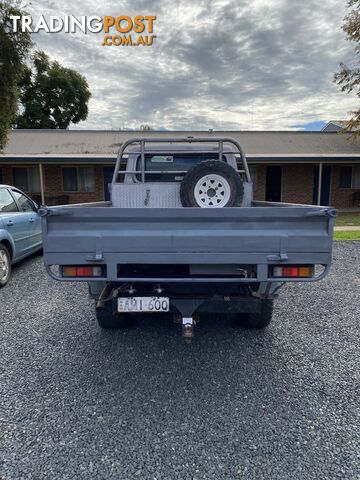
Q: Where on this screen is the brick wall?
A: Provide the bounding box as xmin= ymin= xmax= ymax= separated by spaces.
xmin=330 ymin=165 xmax=360 ymax=208
xmin=1 ymin=166 xmax=13 ymax=185
xmin=252 ymin=165 xmax=266 ymax=201
xmin=281 ymin=164 xmax=314 ymax=204
xmin=0 ymin=164 xmax=105 ymax=204
xmin=43 ymin=165 xmax=104 ymax=204
xmin=1 ymin=162 xmax=359 ymax=208
xmin=250 ymin=164 xmax=314 ymax=204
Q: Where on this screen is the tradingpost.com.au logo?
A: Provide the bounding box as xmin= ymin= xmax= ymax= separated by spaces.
xmin=10 ymin=15 xmax=157 ymax=47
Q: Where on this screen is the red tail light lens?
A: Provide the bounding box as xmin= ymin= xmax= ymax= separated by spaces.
xmin=76 ymin=267 xmax=93 ymax=276
xmin=62 ymin=266 xmax=104 ymax=277
xmin=271 ymin=265 xmax=314 ymax=278
xmin=282 ymin=267 xmax=299 ymax=277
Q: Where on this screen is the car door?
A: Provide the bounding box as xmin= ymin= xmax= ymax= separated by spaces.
xmin=0 ymin=187 xmax=29 ymax=259
xmin=11 ymin=190 xmax=42 ymax=251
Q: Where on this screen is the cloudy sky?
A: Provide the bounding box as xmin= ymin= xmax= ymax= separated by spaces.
xmin=27 ymin=0 xmax=356 ymax=130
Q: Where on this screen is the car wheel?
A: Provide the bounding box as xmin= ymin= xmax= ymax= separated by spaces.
xmin=238 ymin=299 xmax=274 ymax=329
xmin=180 ymin=160 xmax=244 ymax=208
xmin=95 ymin=301 xmax=130 ymax=329
xmin=0 ymin=243 xmax=11 ymax=288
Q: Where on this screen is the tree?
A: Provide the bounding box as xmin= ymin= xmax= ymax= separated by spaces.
xmin=0 ymin=0 xmax=32 ymax=150
xmin=334 ymin=0 xmax=360 ymax=138
xmin=16 ymin=51 xmax=91 ymax=129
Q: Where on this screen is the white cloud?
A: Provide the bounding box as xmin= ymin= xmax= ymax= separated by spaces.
xmin=27 ymin=0 xmax=357 ymax=130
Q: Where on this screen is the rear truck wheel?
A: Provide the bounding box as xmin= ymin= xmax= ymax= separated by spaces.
xmin=180 ymin=160 xmax=244 ymax=208
xmin=0 ymin=243 xmax=11 ymax=288
xmin=95 ymin=301 xmax=130 ymax=329
xmin=238 ymin=299 xmax=274 ymax=329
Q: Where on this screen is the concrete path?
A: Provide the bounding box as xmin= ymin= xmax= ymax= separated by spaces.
xmin=334 ymin=226 xmax=360 ymax=231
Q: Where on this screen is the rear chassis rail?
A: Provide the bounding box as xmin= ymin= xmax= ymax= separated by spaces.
xmin=45 ymin=264 xmax=330 ymax=283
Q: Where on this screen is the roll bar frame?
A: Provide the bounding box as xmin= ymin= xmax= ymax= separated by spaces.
xmin=111 ymin=136 xmax=252 ymax=185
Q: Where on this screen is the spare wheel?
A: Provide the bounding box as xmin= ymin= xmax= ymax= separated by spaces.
xmin=180 ymin=160 xmax=244 ymax=208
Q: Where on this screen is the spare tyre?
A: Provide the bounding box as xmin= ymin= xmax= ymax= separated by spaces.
xmin=180 ymin=160 xmax=244 ymax=208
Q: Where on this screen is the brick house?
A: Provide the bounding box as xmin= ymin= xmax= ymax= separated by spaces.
xmin=1 ymin=129 xmax=360 ymax=209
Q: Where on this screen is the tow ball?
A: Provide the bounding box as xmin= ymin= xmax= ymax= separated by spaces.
xmin=173 ymin=314 xmax=196 ymax=341
xmin=171 ymin=300 xmax=203 ymax=342
xmin=182 ymin=317 xmax=194 ymax=342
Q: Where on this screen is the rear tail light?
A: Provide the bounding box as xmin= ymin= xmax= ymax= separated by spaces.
xmin=61 ymin=266 xmax=104 ymax=277
xmin=271 ymin=265 xmax=314 ymax=278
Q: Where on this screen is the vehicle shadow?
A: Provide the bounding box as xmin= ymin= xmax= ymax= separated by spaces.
xmin=11 ymin=248 xmax=43 ymax=274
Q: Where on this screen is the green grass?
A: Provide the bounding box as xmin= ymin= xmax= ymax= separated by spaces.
xmin=334 ymin=230 xmax=360 ymax=241
xmin=334 ymin=213 xmax=360 ymax=226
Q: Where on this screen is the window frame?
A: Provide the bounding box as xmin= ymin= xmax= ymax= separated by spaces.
xmin=61 ymin=166 xmax=96 ymax=193
xmin=11 ymin=189 xmax=38 ymax=213
xmin=351 ymin=165 xmax=360 ymax=189
xmin=135 ymin=152 xmax=227 ymax=183
xmin=339 ymin=165 xmax=360 ymax=189
xmin=0 ymin=187 xmax=20 ymax=214
xmin=339 ymin=166 xmax=353 ymax=189
xmin=248 ymin=165 xmax=258 ymax=192
xmin=12 ymin=166 xmax=41 ymax=193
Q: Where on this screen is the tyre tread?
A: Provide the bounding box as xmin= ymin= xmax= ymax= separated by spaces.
xmin=180 ymin=160 xmax=244 ymax=207
xmin=240 ymin=299 xmax=273 ymax=329
xmin=96 ymin=302 xmax=129 ymax=329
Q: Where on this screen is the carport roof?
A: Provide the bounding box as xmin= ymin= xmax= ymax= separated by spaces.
xmin=1 ymin=129 xmax=360 ymax=160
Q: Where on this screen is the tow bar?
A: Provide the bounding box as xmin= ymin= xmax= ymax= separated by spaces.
xmin=171 ymin=299 xmax=204 ymax=342
xmin=182 ymin=317 xmax=194 ymax=342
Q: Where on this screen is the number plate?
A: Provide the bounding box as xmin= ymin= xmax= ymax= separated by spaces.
xmin=117 ymin=296 xmax=170 ymax=313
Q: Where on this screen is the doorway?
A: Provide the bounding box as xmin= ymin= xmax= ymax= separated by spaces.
xmin=103 ymin=167 xmax=114 ymax=201
xmin=266 ymin=166 xmax=282 ymax=202
xmin=312 ymin=165 xmax=331 ymax=205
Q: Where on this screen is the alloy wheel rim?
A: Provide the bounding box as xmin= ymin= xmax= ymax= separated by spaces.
xmin=0 ymin=250 xmax=9 ymax=281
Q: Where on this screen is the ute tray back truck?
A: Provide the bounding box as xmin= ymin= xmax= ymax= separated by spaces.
xmin=40 ymin=137 xmax=336 ymax=339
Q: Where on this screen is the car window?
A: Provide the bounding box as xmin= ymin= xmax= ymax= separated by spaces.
xmin=12 ymin=191 xmax=36 ymax=212
xmin=137 ymin=153 xmax=225 ymax=182
xmin=0 ymin=189 xmax=18 ymax=213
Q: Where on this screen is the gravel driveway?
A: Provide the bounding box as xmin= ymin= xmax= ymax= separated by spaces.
xmin=0 ymin=243 xmax=359 ymax=480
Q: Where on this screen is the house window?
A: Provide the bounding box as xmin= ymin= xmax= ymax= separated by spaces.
xmin=62 ymin=167 xmax=95 ymax=192
xmin=339 ymin=166 xmax=360 ymax=188
xmin=249 ymin=166 xmax=257 ymax=191
xmin=353 ymin=166 xmax=360 ymax=188
xmin=13 ymin=167 xmax=40 ymax=193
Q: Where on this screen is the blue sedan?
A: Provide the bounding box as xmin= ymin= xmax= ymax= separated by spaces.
xmin=0 ymin=185 xmax=42 ymax=287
